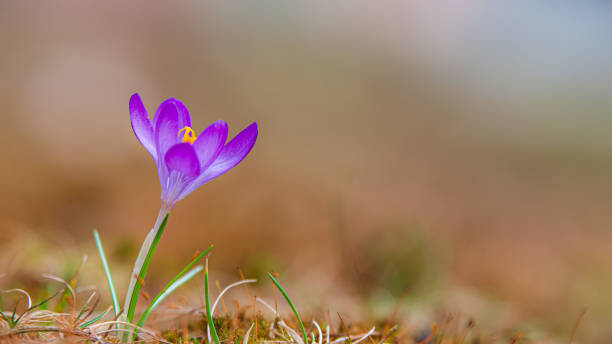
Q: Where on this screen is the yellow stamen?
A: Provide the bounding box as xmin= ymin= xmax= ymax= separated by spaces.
xmin=178 ymin=126 xmax=197 ymax=144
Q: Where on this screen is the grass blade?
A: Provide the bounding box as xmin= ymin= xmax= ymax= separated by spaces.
xmin=243 ymin=322 xmax=254 ymax=344
xmin=75 ymin=292 xmax=100 ymax=326
xmin=79 ymin=307 xmax=111 ymax=328
xmin=136 ymin=245 xmax=212 ymax=327
xmin=205 ymin=261 xmax=221 ymax=344
xmin=93 ymin=229 xmax=120 ymax=317
xmin=268 ymin=273 xmax=308 ymax=344
xmin=125 ymin=213 xmax=169 ymax=324
xmin=14 ymin=291 xmax=61 ymax=326
xmin=75 ymin=292 xmax=97 ymax=322
xmin=136 ymin=264 xmax=204 ymax=328
xmin=0 ymin=312 xmax=12 ymax=326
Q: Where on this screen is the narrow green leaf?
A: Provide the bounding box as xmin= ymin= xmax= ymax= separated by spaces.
xmin=75 ymin=292 xmax=99 ymax=324
xmin=137 ymin=245 xmax=212 ymax=327
xmin=79 ymin=307 xmax=111 ymax=328
xmin=0 ymin=312 xmax=12 ymax=326
xmin=10 ymin=306 xmax=17 ymax=327
xmin=268 ymin=273 xmax=308 ymax=344
xmin=205 ymin=263 xmax=220 ymax=344
xmin=136 ymin=265 xmax=203 ymax=328
xmin=15 ymin=291 xmax=61 ymax=325
xmin=126 ymin=213 xmax=169 ymax=323
xmin=93 ymin=229 xmax=120 ymax=317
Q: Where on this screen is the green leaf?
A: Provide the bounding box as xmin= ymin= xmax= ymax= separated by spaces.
xmin=137 ymin=245 xmax=212 ymax=328
xmin=79 ymin=307 xmax=111 ymax=328
xmin=268 ymin=273 xmax=308 ymax=344
xmin=15 ymin=291 xmax=61 ymax=325
xmin=205 ymin=263 xmax=220 ymax=344
xmin=93 ymin=229 xmax=120 ymax=317
xmin=125 ymin=213 xmax=169 ymax=324
xmin=75 ymin=292 xmax=99 ymax=325
xmin=136 ymin=265 xmax=203 ymax=328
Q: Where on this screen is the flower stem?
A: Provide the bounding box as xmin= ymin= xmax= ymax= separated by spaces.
xmin=121 ymin=207 xmax=169 ymax=342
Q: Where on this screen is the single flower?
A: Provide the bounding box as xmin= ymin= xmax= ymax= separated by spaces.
xmin=129 ymin=93 xmax=258 ymax=210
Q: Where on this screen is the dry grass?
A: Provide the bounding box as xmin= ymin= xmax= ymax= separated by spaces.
xmin=0 ymin=229 xmax=558 ymax=344
xmin=0 ymin=274 xmax=547 ymax=344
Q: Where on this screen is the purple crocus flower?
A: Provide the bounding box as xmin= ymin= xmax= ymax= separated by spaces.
xmin=129 ymin=93 xmax=258 ymax=211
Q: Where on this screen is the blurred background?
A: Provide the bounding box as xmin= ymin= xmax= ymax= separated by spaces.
xmin=1 ymin=1 xmax=612 ymax=342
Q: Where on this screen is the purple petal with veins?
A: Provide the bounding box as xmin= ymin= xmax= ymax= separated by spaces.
xmin=129 ymin=93 xmax=257 ymax=208
xmin=153 ymin=98 xmax=191 ymax=130
xmin=179 ymin=122 xmax=257 ymax=200
xmin=155 ymin=102 xmax=180 ymax=162
xmin=192 ymin=120 xmax=228 ymax=170
xmin=165 ymin=143 xmax=200 ymax=177
xmin=129 ymin=93 xmax=156 ymax=161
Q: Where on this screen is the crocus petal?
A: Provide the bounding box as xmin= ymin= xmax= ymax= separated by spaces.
xmin=207 ymin=122 xmax=258 ymax=175
xmin=153 ymin=98 xmax=191 ymax=130
xmin=165 ymin=143 xmax=201 ymax=177
xmin=192 ymin=120 xmax=228 ymax=170
xmin=179 ymin=122 xmax=258 ymax=200
xmin=155 ymin=101 xmax=180 ymax=162
xmin=129 ymin=93 xmax=156 ymax=160
xmin=173 ymin=100 xmax=192 ymax=129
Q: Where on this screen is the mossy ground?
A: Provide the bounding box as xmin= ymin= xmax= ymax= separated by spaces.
xmin=0 ymin=292 xmax=543 ymax=344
